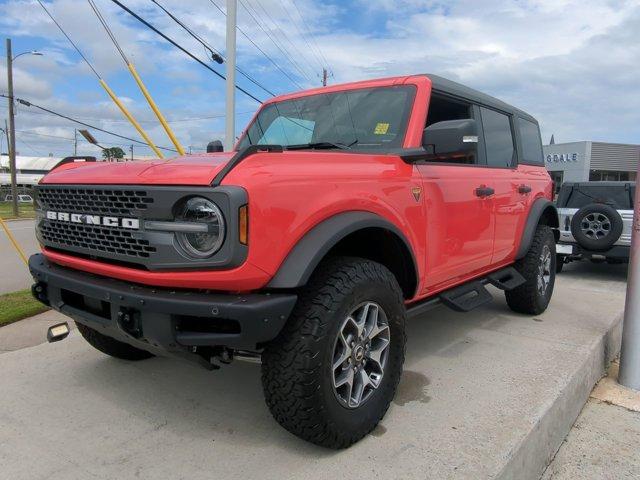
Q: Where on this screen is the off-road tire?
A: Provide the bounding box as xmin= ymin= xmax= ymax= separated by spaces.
xmin=76 ymin=322 xmax=154 ymax=361
xmin=506 ymin=225 xmax=556 ymax=315
xmin=261 ymin=256 xmax=406 ymax=449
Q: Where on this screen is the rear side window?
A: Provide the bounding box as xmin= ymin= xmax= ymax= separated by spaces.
xmin=518 ymin=118 xmax=543 ymax=165
xmin=481 ymin=107 xmax=514 ymax=167
xmin=560 ymin=185 xmax=633 ymax=209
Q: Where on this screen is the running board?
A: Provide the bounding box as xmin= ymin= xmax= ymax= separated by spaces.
xmin=486 ymin=266 xmax=525 ymax=291
xmin=406 ymin=266 xmax=524 ymax=317
xmin=439 ymin=282 xmax=493 ymax=312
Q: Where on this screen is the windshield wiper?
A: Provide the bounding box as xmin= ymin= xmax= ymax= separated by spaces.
xmin=285 ymin=141 xmax=355 ymax=151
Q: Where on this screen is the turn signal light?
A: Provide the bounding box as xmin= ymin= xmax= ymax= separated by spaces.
xmin=239 ymin=205 xmax=248 ymax=245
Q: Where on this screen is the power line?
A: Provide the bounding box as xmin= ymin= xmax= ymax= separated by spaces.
xmin=0 ymin=94 xmax=178 ymax=153
xmin=207 ymin=0 xmax=303 ymax=90
xmin=36 ymin=0 xmax=101 ymax=78
xmin=16 ymin=130 xmax=75 ymax=141
xmin=1 ymin=101 xmax=255 ymax=124
xmin=150 ymin=0 xmax=276 ymax=97
xmin=249 ymin=0 xmax=318 ymax=79
xmin=108 ymin=0 xmax=263 ymax=104
xmin=290 ymin=0 xmax=330 ymax=68
xmin=275 ymin=0 xmax=324 ymax=73
xmin=239 ymin=0 xmax=312 ymax=82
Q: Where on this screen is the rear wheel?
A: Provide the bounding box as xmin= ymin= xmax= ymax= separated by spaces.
xmin=261 ymin=257 xmax=406 ymax=449
xmin=506 ymin=225 xmax=556 ymax=315
xmin=76 ymin=322 xmax=154 ymax=361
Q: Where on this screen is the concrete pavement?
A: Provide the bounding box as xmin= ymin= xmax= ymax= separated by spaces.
xmin=0 ymin=219 xmax=38 ymax=294
xmin=0 ymin=261 xmax=628 ymax=479
xmin=0 ymin=310 xmax=76 ymax=353
xmin=542 ymin=359 xmax=640 ymax=480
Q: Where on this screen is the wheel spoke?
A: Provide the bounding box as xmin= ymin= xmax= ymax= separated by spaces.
xmin=351 ymin=369 xmax=372 ymax=407
xmin=335 ymin=367 xmax=354 ymax=391
xmin=367 ymin=338 xmax=389 ymax=370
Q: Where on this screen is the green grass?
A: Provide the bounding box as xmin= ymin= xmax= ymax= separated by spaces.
xmin=0 ymin=202 xmax=36 ymax=220
xmin=0 ymin=289 xmax=49 ymax=327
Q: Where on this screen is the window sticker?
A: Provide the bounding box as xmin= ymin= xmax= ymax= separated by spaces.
xmin=374 ymin=122 xmax=390 ymax=135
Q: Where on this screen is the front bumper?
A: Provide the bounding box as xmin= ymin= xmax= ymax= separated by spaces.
xmin=29 ymin=254 xmax=297 ymax=361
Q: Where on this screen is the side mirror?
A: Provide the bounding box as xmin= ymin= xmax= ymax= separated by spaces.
xmin=422 ymin=119 xmax=478 ymax=160
xmin=206 ymin=140 xmax=224 ymax=153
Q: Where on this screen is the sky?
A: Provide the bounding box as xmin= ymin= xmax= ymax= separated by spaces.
xmin=0 ymin=0 xmax=638 ymax=158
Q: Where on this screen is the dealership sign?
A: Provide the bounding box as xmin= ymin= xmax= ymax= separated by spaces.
xmin=546 ymin=152 xmax=578 ymax=163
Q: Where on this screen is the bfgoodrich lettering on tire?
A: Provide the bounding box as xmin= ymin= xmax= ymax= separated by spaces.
xmin=261 ymin=256 xmax=406 ymax=449
xmin=506 ymin=225 xmax=556 ymax=315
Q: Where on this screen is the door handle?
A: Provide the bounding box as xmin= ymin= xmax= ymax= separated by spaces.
xmin=518 ymin=184 xmax=532 ymax=194
xmin=475 ymin=186 xmax=495 ymax=198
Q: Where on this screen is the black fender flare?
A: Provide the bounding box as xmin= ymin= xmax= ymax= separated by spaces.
xmin=267 ymin=211 xmax=419 ymax=294
xmin=516 ymin=198 xmax=559 ymax=259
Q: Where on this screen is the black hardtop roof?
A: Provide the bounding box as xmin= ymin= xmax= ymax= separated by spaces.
xmin=424 ymin=74 xmax=538 ymax=124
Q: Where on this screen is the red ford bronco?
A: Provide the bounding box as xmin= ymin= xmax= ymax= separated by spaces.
xmin=30 ymin=74 xmax=558 ymax=448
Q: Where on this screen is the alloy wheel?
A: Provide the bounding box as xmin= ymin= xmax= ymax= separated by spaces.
xmin=331 ymin=302 xmax=391 ymax=409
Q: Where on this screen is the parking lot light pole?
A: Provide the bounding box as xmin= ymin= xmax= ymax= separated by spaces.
xmin=5 ymin=39 xmax=43 ymax=217
xmin=619 ymin=161 xmax=640 ymax=390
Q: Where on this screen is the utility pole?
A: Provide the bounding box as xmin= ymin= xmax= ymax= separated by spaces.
xmin=618 ymin=157 xmax=640 ymax=390
xmin=6 ymin=39 xmax=18 ymax=217
xmin=224 ymin=0 xmax=237 ymax=152
xmin=130 ymin=144 xmax=133 ymax=161
xmin=322 ymin=68 xmax=328 ymax=87
xmin=74 ymin=129 xmax=78 ymax=155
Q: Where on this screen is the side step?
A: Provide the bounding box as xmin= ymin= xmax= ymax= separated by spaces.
xmin=439 ymin=282 xmax=493 ymax=312
xmin=406 ymin=266 xmax=525 ymax=317
xmin=486 ymin=266 xmax=525 ymax=291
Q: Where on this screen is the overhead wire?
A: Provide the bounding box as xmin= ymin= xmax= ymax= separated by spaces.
xmin=36 ymin=0 xmax=165 ymax=157
xmin=35 ymin=0 xmax=100 ymax=78
xmin=207 ymin=0 xmax=303 ymax=90
xmin=0 ymin=94 xmax=178 ymax=153
xmin=150 ymin=0 xmax=276 ymax=97
xmin=249 ymin=0 xmax=318 ymax=79
xmin=108 ymin=0 xmax=264 ymax=104
xmin=238 ymin=0 xmax=313 ymax=82
xmin=290 ymin=0 xmax=330 ymax=68
xmin=275 ymin=0 xmax=324 ymax=73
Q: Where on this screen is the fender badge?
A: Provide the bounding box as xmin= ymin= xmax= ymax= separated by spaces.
xmin=411 ymin=187 xmax=422 ymax=202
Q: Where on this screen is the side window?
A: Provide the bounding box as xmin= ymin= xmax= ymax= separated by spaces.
xmin=518 ymin=118 xmax=543 ymax=165
xmin=481 ymin=107 xmax=514 ymax=168
xmin=425 ymin=94 xmax=475 ymax=164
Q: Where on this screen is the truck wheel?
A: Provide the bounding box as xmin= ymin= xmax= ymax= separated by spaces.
xmin=506 ymin=225 xmax=556 ymax=315
xmin=261 ymin=256 xmax=406 ymax=449
xmin=76 ymin=322 xmax=154 ymax=361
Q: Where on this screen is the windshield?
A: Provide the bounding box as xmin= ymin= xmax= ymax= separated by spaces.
xmin=237 ymin=85 xmax=416 ymax=151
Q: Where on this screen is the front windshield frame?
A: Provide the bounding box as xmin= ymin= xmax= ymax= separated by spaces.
xmin=236 ymin=84 xmax=417 ymax=152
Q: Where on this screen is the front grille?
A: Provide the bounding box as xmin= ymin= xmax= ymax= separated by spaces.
xmin=40 ymin=222 xmax=156 ymax=258
xmin=37 ymin=187 xmax=153 ymax=216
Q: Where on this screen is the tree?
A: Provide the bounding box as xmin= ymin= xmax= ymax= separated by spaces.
xmin=102 ymin=147 xmax=125 ymax=161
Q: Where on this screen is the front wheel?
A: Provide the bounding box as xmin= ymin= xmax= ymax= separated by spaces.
xmin=261 ymin=257 xmax=406 ymax=449
xmin=506 ymin=225 xmax=556 ymax=315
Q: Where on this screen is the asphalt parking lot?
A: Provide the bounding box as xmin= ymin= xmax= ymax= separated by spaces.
xmin=0 ymin=219 xmax=39 ymax=294
xmin=0 ymin=260 xmax=628 ymax=480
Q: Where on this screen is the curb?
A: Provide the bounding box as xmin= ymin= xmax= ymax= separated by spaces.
xmin=496 ymin=311 xmax=624 ymax=480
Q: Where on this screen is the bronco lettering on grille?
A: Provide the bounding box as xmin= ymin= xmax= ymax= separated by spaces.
xmin=46 ymin=211 xmax=140 ymax=230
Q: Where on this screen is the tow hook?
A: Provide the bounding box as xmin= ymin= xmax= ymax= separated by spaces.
xmin=117 ymin=307 xmax=143 ymax=338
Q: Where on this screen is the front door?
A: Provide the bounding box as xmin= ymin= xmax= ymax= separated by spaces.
xmin=417 ymin=164 xmax=495 ymax=294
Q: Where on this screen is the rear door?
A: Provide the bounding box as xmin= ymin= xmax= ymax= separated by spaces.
xmin=478 ymin=107 xmax=525 ymax=265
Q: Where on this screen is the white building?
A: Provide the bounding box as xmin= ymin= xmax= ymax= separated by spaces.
xmin=544 ymin=141 xmax=639 ymax=194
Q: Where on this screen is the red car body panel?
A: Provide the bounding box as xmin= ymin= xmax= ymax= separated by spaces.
xmin=38 ymin=74 xmax=552 ymax=302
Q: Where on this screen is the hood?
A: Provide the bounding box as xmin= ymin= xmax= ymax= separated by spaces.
xmin=40 ymin=152 xmax=236 ymax=186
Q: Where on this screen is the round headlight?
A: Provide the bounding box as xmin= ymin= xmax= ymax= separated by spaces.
xmin=176 ymin=197 xmax=225 ymax=258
